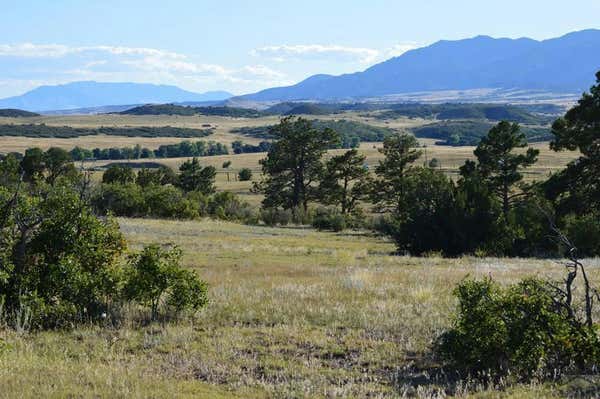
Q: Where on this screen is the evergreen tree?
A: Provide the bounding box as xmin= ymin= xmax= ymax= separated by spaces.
xmin=178 ymin=157 xmax=216 ymax=194
xmin=371 ymin=133 xmax=422 ymax=213
xmin=319 ymin=149 xmax=371 ymax=214
xmin=546 ymin=71 xmax=600 ymax=214
xmin=258 ymin=117 xmax=339 ymax=212
xmin=472 ymin=121 xmax=539 ymax=218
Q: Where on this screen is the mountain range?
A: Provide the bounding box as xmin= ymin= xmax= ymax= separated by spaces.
xmin=1 ymin=30 xmax=598 ymax=112
xmin=238 ymin=29 xmax=600 ymax=102
xmin=0 ymin=81 xmax=233 ymax=112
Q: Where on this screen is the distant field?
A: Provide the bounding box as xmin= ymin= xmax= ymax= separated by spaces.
xmin=2 ymin=217 xmax=595 ymax=397
xmin=0 ymin=113 xmax=578 ymax=203
xmin=0 ymin=112 xmax=589 ymax=398
xmin=0 ymin=112 xmax=476 ymax=154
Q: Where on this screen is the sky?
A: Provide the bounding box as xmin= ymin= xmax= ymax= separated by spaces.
xmin=0 ymin=0 xmax=599 ymax=98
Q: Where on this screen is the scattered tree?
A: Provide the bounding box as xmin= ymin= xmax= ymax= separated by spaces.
xmin=319 ymin=149 xmax=371 ymax=215
xmin=178 ymin=157 xmax=216 ymax=194
xmin=371 ymin=133 xmax=422 ymax=213
xmin=238 ymin=168 xmax=253 ymax=181
xmin=258 ymin=117 xmax=339 ymax=213
xmin=472 ymin=121 xmax=539 ymax=218
xmin=123 ymin=244 xmax=208 ymax=320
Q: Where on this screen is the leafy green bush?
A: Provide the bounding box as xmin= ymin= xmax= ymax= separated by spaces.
xmin=436 ymin=278 xmax=600 ymax=381
xmin=102 ymin=165 xmax=136 ymax=184
xmin=204 ymin=191 xmax=256 ymax=222
xmin=312 ymin=207 xmax=346 ymax=232
xmin=260 ymin=207 xmax=292 ymax=226
xmin=93 ymin=183 xmax=146 ymax=217
xmin=238 ymin=168 xmax=253 ymax=181
xmin=124 ymin=244 xmax=208 ymax=320
xmin=143 ymin=185 xmax=198 ymax=219
xmin=0 ymin=183 xmax=126 ymax=329
xmin=562 ymin=213 xmax=600 ymax=257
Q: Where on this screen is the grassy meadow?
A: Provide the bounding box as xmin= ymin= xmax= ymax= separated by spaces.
xmin=0 ymin=112 xmax=592 ymax=397
xmin=2 ymin=218 xmax=598 ymax=398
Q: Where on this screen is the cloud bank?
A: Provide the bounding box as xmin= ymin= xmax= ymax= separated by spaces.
xmin=0 ymin=41 xmax=419 ymax=98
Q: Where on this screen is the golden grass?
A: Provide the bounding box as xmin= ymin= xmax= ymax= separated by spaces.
xmin=0 ymin=113 xmax=588 ymax=397
xmin=2 ymin=218 xmax=597 ymax=398
xmin=81 ymin=138 xmax=577 ymax=209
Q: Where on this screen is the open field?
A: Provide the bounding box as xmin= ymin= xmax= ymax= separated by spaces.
xmin=0 ymin=112 xmax=425 ymax=153
xmin=0 ymin=113 xmax=579 ymax=209
xmin=83 ymin=139 xmax=578 ymax=208
xmin=1 ymin=217 xmax=598 ymax=398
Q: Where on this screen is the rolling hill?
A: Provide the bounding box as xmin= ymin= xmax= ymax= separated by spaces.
xmin=0 ymin=109 xmax=40 ymax=117
xmin=0 ymin=81 xmax=233 ymax=112
xmin=239 ymin=29 xmax=600 ymax=101
xmin=120 ymin=104 xmax=265 ymax=118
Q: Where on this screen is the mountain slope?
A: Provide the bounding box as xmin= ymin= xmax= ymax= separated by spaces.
xmin=240 ymin=30 xmax=600 ymax=101
xmin=0 ymin=109 xmax=40 ymax=117
xmin=0 ymin=81 xmax=233 ymax=112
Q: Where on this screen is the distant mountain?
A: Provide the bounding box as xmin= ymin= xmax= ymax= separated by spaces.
xmin=0 ymin=109 xmax=40 ymax=117
xmin=0 ymin=81 xmax=233 ymax=112
xmin=41 ymin=100 xmax=227 ymax=115
xmin=239 ymin=30 xmax=600 ymax=102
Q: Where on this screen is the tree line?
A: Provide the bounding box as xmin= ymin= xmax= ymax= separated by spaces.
xmin=0 ymin=124 xmax=213 ymax=138
xmin=255 ymin=71 xmax=600 ymax=257
xmin=72 ymin=140 xmax=228 ymax=160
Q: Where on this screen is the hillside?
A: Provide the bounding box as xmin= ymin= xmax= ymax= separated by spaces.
xmin=120 ymin=104 xmax=265 ymax=118
xmin=0 ymin=108 xmax=40 ymax=117
xmin=0 ymin=124 xmax=213 ymax=139
xmin=239 ymin=30 xmax=600 ymax=101
xmin=232 ymin=119 xmax=396 ymax=148
xmin=374 ymin=103 xmax=553 ymax=124
xmin=0 ymin=81 xmax=233 ymax=112
xmin=411 ymin=120 xmax=552 ymax=145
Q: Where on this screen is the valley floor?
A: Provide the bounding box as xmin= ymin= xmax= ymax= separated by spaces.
xmin=1 ymin=218 xmax=598 ymax=398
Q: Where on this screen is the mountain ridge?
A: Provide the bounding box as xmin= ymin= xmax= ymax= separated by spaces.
xmin=237 ymin=29 xmax=600 ymax=102
xmin=0 ymin=81 xmax=233 ymax=112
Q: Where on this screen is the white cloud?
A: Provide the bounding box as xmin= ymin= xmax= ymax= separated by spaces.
xmin=0 ymin=43 xmax=72 ymax=58
xmin=0 ymin=42 xmax=293 ymax=97
xmin=241 ymin=65 xmax=287 ymax=79
xmin=0 ymin=43 xmax=186 ymax=60
xmin=251 ymin=42 xmax=420 ymax=64
xmin=0 ymin=41 xmax=422 ymax=97
xmin=251 ymin=44 xmax=380 ymax=64
xmin=386 ymin=43 xmax=419 ymax=58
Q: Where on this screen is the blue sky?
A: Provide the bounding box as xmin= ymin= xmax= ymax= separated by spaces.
xmin=0 ymin=0 xmax=599 ymax=97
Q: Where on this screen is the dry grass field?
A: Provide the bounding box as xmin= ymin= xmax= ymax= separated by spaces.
xmin=0 ymin=113 xmax=591 ymax=397
xmin=0 ymin=112 xmax=424 ymax=153
xmin=83 ymin=138 xmax=578 ymax=208
xmin=1 ymin=218 xmax=598 ymax=398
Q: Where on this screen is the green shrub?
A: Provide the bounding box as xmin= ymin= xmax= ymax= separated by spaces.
xmin=312 ymin=207 xmax=347 ymax=232
xmin=260 ymin=207 xmax=292 ymax=226
xmin=238 ymin=168 xmax=253 ymax=181
xmin=436 ymin=277 xmax=600 ymax=381
xmin=205 ymin=191 xmax=256 ymax=222
xmin=143 ymin=185 xmax=198 ymax=219
xmin=0 ymin=183 xmax=126 ymax=329
xmin=102 ymin=165 xmax=136 ymax=184
xmin=289 ymin=206 xmax=313 ymax=225
xmin=124 ymin=244 xmax=208 ymax=320
xmin=562 ymin=213 xmax=600 ymax=257
xmin=92 ymin=183 xmax=146 ymax=217
xmin=167 ymin=269 xmax=209 ymax=313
